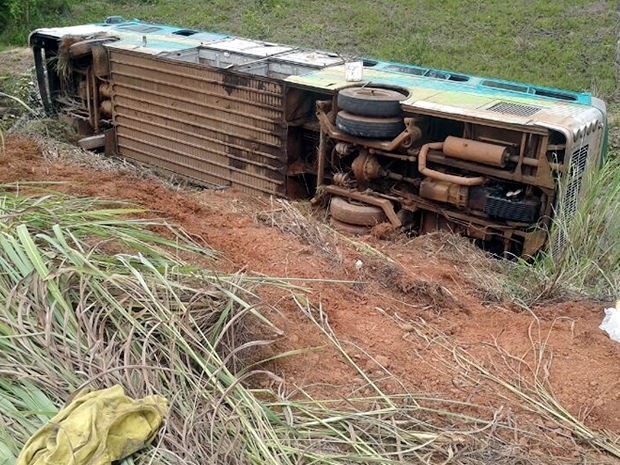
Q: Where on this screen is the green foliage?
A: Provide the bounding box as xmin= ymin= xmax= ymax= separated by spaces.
xmin=0 ymin=0 xmax=72 ymax=45
xmin=501 ymin=155 xmax=620 ymax=305
xmin=0 ymin=0 xmax=615 ymax=95
xmin=544 ymin=155 xmax=619 ymax=298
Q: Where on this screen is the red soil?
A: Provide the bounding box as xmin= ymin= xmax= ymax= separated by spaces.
xmin=2 ymin=135 xmax=618 ymax=445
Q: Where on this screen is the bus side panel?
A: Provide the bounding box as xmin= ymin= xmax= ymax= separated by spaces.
xmin=108 ymin=49 xmax=287 ymax=196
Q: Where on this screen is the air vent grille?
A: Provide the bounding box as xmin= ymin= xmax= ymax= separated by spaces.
xmin=552 ymin=145 xmax=589 ymax=254
xmin=488 ymin=102 xmax=541 ymax=117
xmin=563 ymin=145 xmax=589 ymax=218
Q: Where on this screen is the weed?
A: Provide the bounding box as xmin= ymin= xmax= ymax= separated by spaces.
xmin=491 ymin=154 xmax=620 ymax=306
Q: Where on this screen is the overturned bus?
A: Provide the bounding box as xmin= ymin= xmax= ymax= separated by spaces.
xmin=29 ymin=17 xmax=607 ymax=257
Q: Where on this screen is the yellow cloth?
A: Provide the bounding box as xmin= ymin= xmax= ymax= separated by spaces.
xmin=16 ymin=385 xmax=168 ymax=465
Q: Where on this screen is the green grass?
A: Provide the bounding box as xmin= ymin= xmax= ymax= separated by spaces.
xmin=530 ymin=155 xmax=619 ymax=302
xmin=1 ymin=0 xmax=616 ymax=96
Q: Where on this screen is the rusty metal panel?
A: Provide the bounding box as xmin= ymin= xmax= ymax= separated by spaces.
xmin=108 ymin=49 xmax=286 ymax=196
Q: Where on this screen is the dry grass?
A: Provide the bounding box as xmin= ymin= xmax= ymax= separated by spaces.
xmin=292 ymin=295 xmax=620 ymax=465
xmin=3 ymin=187 xmax=602 ymax=465
xmin=0 ymin=187 xmax=289 ymax=465
xmin=256 ymin=197 xmax=338 ymax=259
xmin=387 ymin=312 xmax=620 ymax=462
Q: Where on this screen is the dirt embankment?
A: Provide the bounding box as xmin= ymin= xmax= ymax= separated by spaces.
xmin=2 ymin=134 xmax=619 ymax=437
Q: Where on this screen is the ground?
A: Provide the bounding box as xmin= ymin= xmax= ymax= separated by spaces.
xmin=1 ymin=48 xmax=619 ymax=460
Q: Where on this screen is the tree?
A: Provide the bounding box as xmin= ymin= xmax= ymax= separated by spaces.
xmin=0 ymin=0 xmax=71 ymax=45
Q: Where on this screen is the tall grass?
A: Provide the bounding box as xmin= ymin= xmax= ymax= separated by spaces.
xmin=507 ymin=155 xmax=620 ymax=304
xmin=0 ymin=186 xmax=284 ymax=464
xmin=550 ymin=155 xmax=618 ymax=295
xmin=0 ymin=0 xmax=73 ymax=45
xmin=3 ymin=186 xmax=608 ymax=465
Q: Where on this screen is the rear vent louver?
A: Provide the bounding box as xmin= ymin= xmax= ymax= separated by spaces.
xmin=563 ymin=145 xmax=589 ymax=219
xmin=552 ymin=145 xmax=589 ymax=254
xmin=488 ymin=102 xmax=542 ymax=117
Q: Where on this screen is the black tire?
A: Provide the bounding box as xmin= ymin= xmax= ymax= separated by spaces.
xmin=337 ymin=86 xmax=405 ymax=117
xmin=330 ymin=196 xmax=387 ymax=226
xmin=336 ymin=111 xmax=405 ymax=139
xmin=329 ymin=218 xmax=371 ymax=235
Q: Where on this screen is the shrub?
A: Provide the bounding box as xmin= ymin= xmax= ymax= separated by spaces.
xmin=0 ymin=0 xmax=72 ymax=45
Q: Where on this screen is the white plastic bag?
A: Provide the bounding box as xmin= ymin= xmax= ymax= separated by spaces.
xmin=599 ymin=301 xmax=620 ymax=342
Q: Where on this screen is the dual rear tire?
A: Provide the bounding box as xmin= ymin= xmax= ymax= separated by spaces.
xmin=337 ymin=87 xmax=405 ymax=117
xmin=329 ymin=87 xmax=405 ymax=232
xmin=335 ymin=86 xmax=406 ymax=139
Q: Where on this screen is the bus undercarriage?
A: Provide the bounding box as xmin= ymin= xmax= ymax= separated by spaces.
xmin=29 ymin=21 xmax=605 ymax=258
